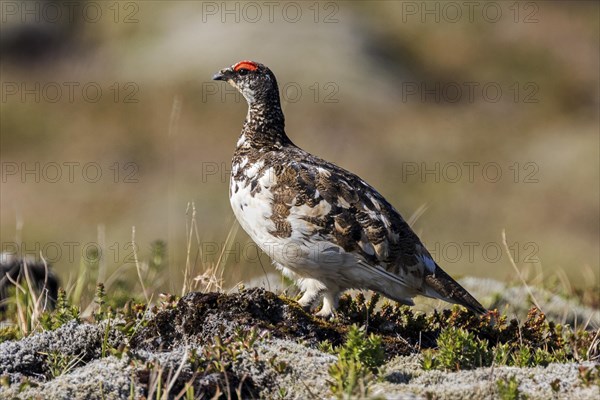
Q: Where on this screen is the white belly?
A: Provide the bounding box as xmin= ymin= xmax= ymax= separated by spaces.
xmin=229 ymin=168 xmax=282 ymax=254
xmin=229 ymin=165 xmax=348 ymax=273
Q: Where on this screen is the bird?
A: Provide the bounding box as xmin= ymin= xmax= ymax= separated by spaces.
xmin=212 ymin=60 xmax=487 ymax=318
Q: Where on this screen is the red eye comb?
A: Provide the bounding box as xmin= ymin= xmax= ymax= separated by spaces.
xmin=233 ymin=61 xmax=258 ymax=72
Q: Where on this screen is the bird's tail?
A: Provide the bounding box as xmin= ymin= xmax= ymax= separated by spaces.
xmin=423 ymin=263 xmax=487 ymax=315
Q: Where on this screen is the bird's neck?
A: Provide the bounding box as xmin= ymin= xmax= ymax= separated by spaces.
xmin=239 ymin=95 xmax=290 ymax=150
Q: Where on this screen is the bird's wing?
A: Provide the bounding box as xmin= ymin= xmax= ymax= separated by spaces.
xmin=265 ymin=150 xmax=427 ymax=277
xmin=267 ymin=148 xmax=486 ymax=314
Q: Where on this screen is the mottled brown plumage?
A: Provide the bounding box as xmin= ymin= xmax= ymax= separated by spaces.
xmin=213 ymin=61 xmax=486 ymax=317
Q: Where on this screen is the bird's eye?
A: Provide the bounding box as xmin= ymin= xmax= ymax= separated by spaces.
xmin=238 ymin=68 xmax=249 ymax=76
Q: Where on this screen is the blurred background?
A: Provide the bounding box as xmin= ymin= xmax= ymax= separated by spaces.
xmin=1 ymin=1 xmax=598 ymax=307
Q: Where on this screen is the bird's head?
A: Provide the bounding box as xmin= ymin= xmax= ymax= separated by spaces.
xmin=212 ymin=60 xmax=279 ymax=106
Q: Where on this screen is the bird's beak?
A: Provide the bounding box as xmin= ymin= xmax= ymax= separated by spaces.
xmin=212 ymin=68 xmax=232 ymax=81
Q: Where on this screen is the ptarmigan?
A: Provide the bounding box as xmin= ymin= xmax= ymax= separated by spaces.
xmin=213 ymin=61 xmax=486 ymax=317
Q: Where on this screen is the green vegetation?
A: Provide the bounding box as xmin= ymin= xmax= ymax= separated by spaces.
xmin=0 ymin=326 xmax=19 ymax=344
xmin=496 ymin=376 xmax=527 ymax=400
xmin=39 ymin=350 xmax=86 ymax=379
xmin=40 ymin=288 xmax=80 ymax=331
xmin=422 ymin=327 xmax=491 ymax=371
xmin=188 ymin=326 xmax=261 ymax=374
xmin=420 ymin=307 xmax=585 ymax=371
xmin=334 ymin=293 xmax=599 ymax=371
xmin=327 ymin=324 xmax=385 ymax=398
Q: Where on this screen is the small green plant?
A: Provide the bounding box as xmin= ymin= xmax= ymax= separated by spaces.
xmin=40 ymin=288 xmax=80 ymax=331
xmin=201 ymin=327 xmax=260 ymax=373
xmin=497 ymin=343 xmax=560 ymax=368
xmin=496 ymin=376 xmax=527 ymax=400
xmin=337 ymin=292 xmax=382 ymax=325
xmin=328 ymin=324 xmax=385 ymax=398
xmin=421 ymin=326 xmax=492 ymax=371
xmin=318 ymin=339 xmax=335 ymax=354
xmin=17 ymin=377 xmax=39 ymax=393
xmin=183 ymin=326 xmax=264 ymax=397
xmin=101 ymin=315 xmax=112 ymax=358
xmin=40 ymin=350 xmax=86 ymax=379
xmin=268 ymin=355 xmax=288 ymax=374
xmin=421 ymin=350 xmax=436 ymax=371
xmin=511 ymin=345 xmax=532 ymax=368
xmin=93 ymin=283 xmax=108 ymax=323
